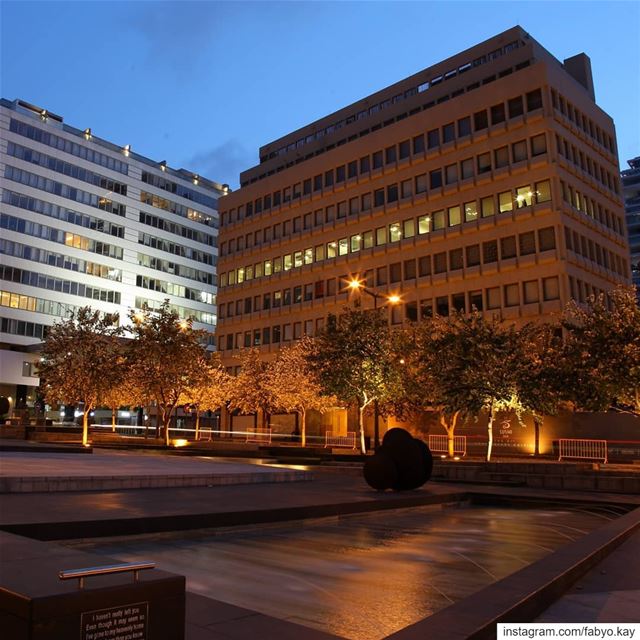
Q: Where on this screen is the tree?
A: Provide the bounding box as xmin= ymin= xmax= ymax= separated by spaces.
xmin=513 ymin=322 xmax=565 ymax=455
xmin=127 ymin=301 xmax=209 ymax=446
xmin=311 ymin=307 xmax=403 ymax=454
xmin=265 ymin=336 xmax=335 ymax=447
xmin=415 ymin=311 xmax=521 ymax=461
xmin=562 ymin=285 xmax=640 ymax=415
xmin=38 ymin=307 xmax=123 ymax=446
xmin=180 ymin=352 xmax=231 ymax=440
xmin=101 ymin=354 xmax=144 ymax=432
xmin=227 ymin=348 xmax=279 ymax=433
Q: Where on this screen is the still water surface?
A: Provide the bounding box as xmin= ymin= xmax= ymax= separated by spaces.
xmin=66 ymin=503 xmax=619 ymax=639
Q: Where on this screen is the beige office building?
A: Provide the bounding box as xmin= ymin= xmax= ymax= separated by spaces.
xmin=216 ymin=26 xmax=630 ymax=396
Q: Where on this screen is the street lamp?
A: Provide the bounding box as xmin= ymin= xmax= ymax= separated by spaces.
xmin=347 ymin=278 xmax=402 ymax=449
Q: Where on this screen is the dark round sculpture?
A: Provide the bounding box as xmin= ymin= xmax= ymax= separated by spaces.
xmin=363 ymin=428 xmax=433 ymax=491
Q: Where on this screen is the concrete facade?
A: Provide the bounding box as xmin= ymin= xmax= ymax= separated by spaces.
xmin=216 ymin=26 xmax=630 ymax=378
xmin=622 ymin=156 xmax=640 ymax=295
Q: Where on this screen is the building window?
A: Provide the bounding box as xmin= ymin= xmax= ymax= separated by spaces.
xmin=461 ymin=158 xmax=474 ymax=180
xmin=448 ymin=206 xmax=461 ymax=226
xmin=508 ymin=96 xmax=524 ymax=118
xmin=481 ymin=196 xmax=495 ymax=217
xmin=413 ymin=135 xmax=425 ymax=154
xmin=531 ymin=134 xmax=547 ymax=156
xmin=376 ymin=227 xmax=387 ymax=246
xmin=519 ymin=231 xmax=536 ymax=255
xmin=385 ymin=146 xmax=397 ymax=164
xmin=464 ymin=200 xmax=478 ymax=222
xmin=373 ymin=151 xmax=383 ymax=169
xmin=512 ymin=140 xmax=528 ymax=163
xmin=403 ymin=259 xmax=416 ymax=280
xmin=538 ymin=227 xmax=556 ymax=251
xmin=515 ymin=185 xmax=534 ymax=207
xmin=433 ymin=209 xmax=445 ymax=230
xmin=389 ymin=262 xmax=401 ymax=283
xmin=499 ymin=191 xmax=513 ymax=213
xmin=452 ymin=292 xmax=466 ymax=312
xmin=427 ymin=129 xmax=440 ymax=148
xmin=338 ymin=238 xmax=348 ymax=256
xmin=494 ymin=146 xmax=509 ymax=168
xmin=469 ymin=290 xmax=483 ymax=311
xmin=458 ymin=117 xmax=471 ymax=137
xmin=535 ymin=180 xmax=551 ymax=203
xmin=443 ymin=123 xmax=455 ymax=143
xmin=466 ymin=244 xmax=480 ymax=267
xmin=543 ymin=276 xmax=560 ymax=300
xmin=418 ymin=256 xmax=431 ymax=277
xmin=500 ymin=236 xmax=516 ymax=260
xmin=477 ymin=152 xmax=491 ymax=174
xmin=523 ymin=280 xmax=539 ymax=304
xmin=350 ymin=234 xmax=362 ymax=252
xmin=526 ymin=89 xmax=543 ymax=111
xmin=420 ymin=299 xmax=433 ymax=318
xmin=474 ymin=110 xmax=488 ymax=131
xmin=418 ymin=214 xmax=431 ymax=234
xmin=436 ymin=296 xmax=449 ymax=316
xmin=429 ymin=169 xmax=442 ymax=189
xmin=491 ymin=103 xmax=505 ymax=124
xmin=434 ymin=252 xmax=447 ymax=274
xmin=449 ymin=248 xmax=463 ymax=270
xmin=401 ymin=179 xmax=413 ymax=198
xmin=374 ymin=189 xmax=385 ymax=207
xmin=504 ymin=283 xmax=519 ymax=307
xmin=445 ymin=164 xmax=458 ymax=185
xmin=415 ymin=174 xmax=427 ymax=194
xmin=487 ymin=287 xmax=501 ymax=309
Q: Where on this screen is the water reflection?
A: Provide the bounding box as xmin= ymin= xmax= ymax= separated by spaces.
xmin=66 ymin=504 xmax=611 ymax=640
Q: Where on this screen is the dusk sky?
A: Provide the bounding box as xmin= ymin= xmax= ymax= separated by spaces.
xmin=1 ymin=1 xmax=638 ymax=189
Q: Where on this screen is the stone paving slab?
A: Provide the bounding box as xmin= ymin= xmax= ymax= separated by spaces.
xmin=0 ymin=450 xmax=312 ymax=492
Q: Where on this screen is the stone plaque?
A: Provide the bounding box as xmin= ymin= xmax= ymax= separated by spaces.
xmin=81 ymin=602 xmax=148 ymax=640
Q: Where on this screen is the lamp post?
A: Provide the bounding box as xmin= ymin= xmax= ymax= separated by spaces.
xmin=347 ymin=279 xmax=401 ymax=449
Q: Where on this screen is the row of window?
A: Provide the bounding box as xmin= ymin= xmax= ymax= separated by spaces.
xmin=0 ymin=315 xmax=50 ymax=339
xmin=9 ymin=119 xmax=129 ymax=175
xmin=140 ymin=191 xmax=214 ymax=227
xmin=225 ymin=86 xmax=543 ymax=224
xmin=218 ymin=180 xmax=553 ymax=288
xmin=8 ymin=142 xmax=128 ymax=195
xmin=135 ymin=275 xmax=215 ymax=305
xmin=556 ymin=133 xmax=620 ymax=196
xmin=560 ymin=180 xmax=624 ymax=236
xmin=0 ymin=239 xmax=122 ymax=282
xmin=134 ymin=296 xmax=216 ymax=327
xmin=2 ymin=190 xmax=125 ymax=239
xmin=136 ymin=253 xmax=215 ymax=286
xmin=139 ymin=212 xmax=216 ymax=247
xmin=0 ymin=266 xmax=121 ymax=304
xmin=568 ymin=276 xmax=609 ymax=304
xmin=263 ymin=40 xmax=523 ymax=164
xmin=1 ymin=213 xmax=124 ymax=260
xmin=564 ymin=227 xmax=628 ymax=277
xmin=217 ymin=276 xmax=561 ymax=352
xmin=219 ymin=227 xmax=556 ymax=320
xmin=550 ymin=89 xmax=615 ymax=155
xmin=5 ymin=166 xmax=126 ymax=216
xmin=221 ymin=135 xmax=549 ymax=256
xmin=141 ymin=172 xmax=218 ymax=209
xmin=0 ymin=292 xmax=79 ymax=320
xmin=138 ymin=232 xmax=215 ymax=266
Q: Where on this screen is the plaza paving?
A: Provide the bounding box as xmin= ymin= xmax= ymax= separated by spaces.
xmin=0 ymin=444 xmax=638 ymax=639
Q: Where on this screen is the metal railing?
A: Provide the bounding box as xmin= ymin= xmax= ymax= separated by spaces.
xmin=245 ymin=430 xmax=272 ymax=445
xmin=59 ymin=561 xmax=155 ymax=590
xmin=428 ymin=434 xmax=467 ymax=456
xmin=558 ymin=438 xmax=608 ymax=463
xmin=324 ymin=431 xmax=357 ymax=449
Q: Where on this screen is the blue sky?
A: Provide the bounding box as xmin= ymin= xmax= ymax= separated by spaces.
xmin=1 ymin=1 xmax=638 ymax=188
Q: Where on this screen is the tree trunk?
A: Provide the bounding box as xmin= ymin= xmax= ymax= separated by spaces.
xmin=111 ymin=407 xmax=117 ymax=432
xmin=82 ymin=409 xmax=90 ymax=447
xmin=300 ymin=408 xmax=306 ymax=448
xmin=486 ymin=404 xmax=494 ymax=462
xmin=163 ymin=408 xmax=172 ymax=446
xmin=447 ymin=427 xmax=455 ymax=458
xmin=533 ymin=415 xmax=542 ymax=456
xmin=358 ymin=403 xmax=366 ymax=455
xmin=440 ymin=411 xmax=459 ymax=458
xmin=195 ymin=409 xmax=200 ymax=441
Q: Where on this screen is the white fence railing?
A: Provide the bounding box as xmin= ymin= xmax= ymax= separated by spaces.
xmin=428 ymin=434 xmax=467 ymax=456
xmin=196 ymin=428 xmax=212 ymax=442
xmin=246 ymin=430 xmax=272 ymax=445
xmin=324 ymin=431 xmax=357 ymax=449
xmin=558 ymin=438 xmax=608 ymax=463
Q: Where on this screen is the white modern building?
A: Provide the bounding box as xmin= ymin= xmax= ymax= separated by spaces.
xmin=0 ymin=98 xmax=226 ymax=412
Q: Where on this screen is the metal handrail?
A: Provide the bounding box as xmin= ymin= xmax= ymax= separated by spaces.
xmin=59 ymin=561 xmax=155 ymax=589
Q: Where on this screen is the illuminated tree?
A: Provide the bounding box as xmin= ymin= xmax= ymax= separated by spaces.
xmin=101 ymin=355 xmax=145 ymax=432
xmin=562 ymin=285 xmax=640 ymax=415
xmin=37 ymin=307 xmax=123 ymax=446
xmin=415 ymin=311 xmax=520 ymax=461
xmin=227 ymin=348 xmax=279 ymax=433
xmin=311 ymin=308 xmax=403 ymax=454
xmin=266 ymin=336 xmax=336 ymax=447
xmin=127 ymin=301 xmax=209 ymax=446
xmin=513 ymin=322 xmax=564 ymax=455
xmin=180 ymin=352 xmax=231 ymax=439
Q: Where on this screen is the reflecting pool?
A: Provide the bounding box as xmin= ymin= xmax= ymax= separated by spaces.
xmin=65 ymin=503 xmax=620 ymax=639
